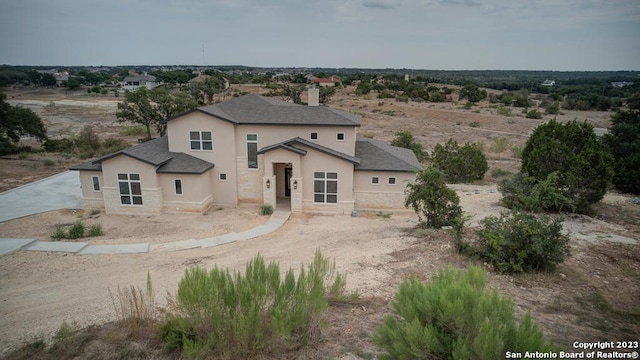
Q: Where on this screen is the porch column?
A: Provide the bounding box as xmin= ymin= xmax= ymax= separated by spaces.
xmin=263 ymin=175 xmax=276 ymax=209
xmin=290 ymin=177 xmax=303 ymax=213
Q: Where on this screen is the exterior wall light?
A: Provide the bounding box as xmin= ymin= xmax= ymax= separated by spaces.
xmin=293 ymin=180 xmax=298 ymax=190
xmin=266 ymin=179 xmax=271 ymax=189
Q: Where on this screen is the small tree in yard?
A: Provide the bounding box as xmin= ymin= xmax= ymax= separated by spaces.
xmin=520 ymin=119 xmax=613 ymax=212
xmin=431 ymin=139 xmax=488 ymax=183
xmin=373 ymin=266 xmax=557 ymax=360
xmin=472 ymin=211 xmax=570 ymax=273
xmin=404 ymin=166 xmax=462 ymax=228
xmin=603 ymin=110 xmax=640 ymax=194
xmin=390 ymin=130 xmax=427 ymax=162
xmin=0 ymin=93 xmax=48 ymax=155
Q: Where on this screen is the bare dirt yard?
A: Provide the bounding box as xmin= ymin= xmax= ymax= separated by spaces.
xmin=0 ymin=86 xmax=638 ymax=358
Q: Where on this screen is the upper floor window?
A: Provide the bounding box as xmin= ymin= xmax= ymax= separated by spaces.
xmin=190 ymin=131 xmax=213 ymax=151
xmin=310 ymin=132 xmax=318 ymax=141
xmin=337 ymin=132 xmax=345 ymax=141
xmin=247 ymin=134 xmax=258 ymax=169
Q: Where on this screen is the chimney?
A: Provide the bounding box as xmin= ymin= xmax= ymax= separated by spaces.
xmin=308 ymin=86 xmax=319 ymax=106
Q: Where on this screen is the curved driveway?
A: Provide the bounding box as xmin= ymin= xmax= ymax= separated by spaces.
xmin=0 ymin=171 xmax=81 ymax=223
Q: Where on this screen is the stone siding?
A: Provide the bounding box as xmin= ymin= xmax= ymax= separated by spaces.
xmin=103 ymin=186 xmax=163 ymax=215
xmin=354 ymin=190 xmax=408 ymax=210
xmin=236 ymin=155 xmax=264 ymax=203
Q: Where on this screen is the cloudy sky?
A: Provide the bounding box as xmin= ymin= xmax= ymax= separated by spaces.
xmin=1 ymin=0 xmax=639 ymax=71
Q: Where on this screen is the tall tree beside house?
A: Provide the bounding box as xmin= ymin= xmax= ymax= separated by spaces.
xmin=116 ymin=88 xmax=198 ymax=140
xmin=0 ymin=93 xmax=48 ymax=155
xmin=390 ymin=130 xmax=427 ymax=162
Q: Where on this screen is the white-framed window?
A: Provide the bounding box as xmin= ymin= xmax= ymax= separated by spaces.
xmin=118 ymin=173 xmax=142 ymax=205
xmin=313 ymin=171 xmax=337 ymax=204
xmin=219 ymin=173 xmax=227 ymax=181
xmin=388 ymin=177 xmax=397 ymax=185
xmin=247 ymin=134 xmax=258 ymax=169
xmin=310 ymin=132 xmax=318 ymax=141
xmin=91 ymin=175 xmax=100 ymax=192
xmin=174 ymin=179 xmax=183 ymax=195
xmin=371 ymin=176 xmax=380 ymax=185
xmin=189 ymin=130 xmax=213 ymax=151
xmin=336 ymin=132 xmax=345 ymax=141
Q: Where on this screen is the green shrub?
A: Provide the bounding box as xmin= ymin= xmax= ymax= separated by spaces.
xmin=521 ymin=119 xmax=614 ymax=212
xmin=489 ymin=136 xmax=510 ymax=152
xmin=497 ymin=105 xmax=512 ymax=116
xmin=373 ymin=266 xmax=557 ymax=359
xmin=490 ymin=168 xmax=512 ymax=178
xmin=43 ymin=138 xmax=75 ymax=153
xmin=511 ymin=144 xmax=524 ymax=159
xmin=67 ymin=220 xmax=85 ymax=239
xmin=471 ymin=211 xmax=571 ymax=273
xmin=602 ymin=110 xmax=640 ymax=194
xmin=87 ymin=223 xmax=103 ymax=237
xmin=404 ymin=166 xmax=463 ymax=228
xmin=260 ymin=204 xmax=273 ymax=215
xmin=51 ymin=223 xmax=67 ymax=240
xmin=390 ymin=130 xmax=427 ymax=162
xmin=526 ymin=109 xmax=543 ymax=119
xmin=18 ymin=151 xmax=30 ymax=159
xmin=469 ymin=121 xmax=480 ymax=127
xmin=120 ymin=125 xmax=148 ymax=137
xmin=164 ymin=251 xmax=346 ymax=359
xmin=431 ymin=139 xmax=488 ymax=183
xmin=544 ymin=101 xmax=560 ymax=115
xmin=499 ymin=172 xmax=575 ymax=212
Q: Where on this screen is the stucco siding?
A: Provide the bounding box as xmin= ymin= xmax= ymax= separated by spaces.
xmin=166 ymin=111 xmax=238 ymax=204
xmin=101 ymin=156 xmax=162 ymax=215
xmin=78 ymin=171 xmax=103 ymax=200
xmin=236 ymin=124 xmax=357 ymax=156
xmin=159 ymin=172 xmax=214 ymax=212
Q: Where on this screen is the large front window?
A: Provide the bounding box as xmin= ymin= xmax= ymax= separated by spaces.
xmin=118 ymin=173 xmax=142 ymax=205
xmin=190 ymin=131 xmax=213 ymax=151
xmin=314 ymin=172 xmax=337 ymax=204
xmin=247 ymin=134 xmax=258 ymax=168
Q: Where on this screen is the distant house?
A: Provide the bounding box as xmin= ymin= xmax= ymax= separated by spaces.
xmin=541 ymin=80 xmax=556 ymax=87
xmin=123 ymin=75 xmax=158 ymax=91
xmin=311 ymin=75 xmax=342 ymax=87
xmin=611 ymin=81 xmax=634 ymax=88
xmin=71 ymin=92 xmax=420 ymax=215
xmin=189 ymin=74 xmax=230 ymax=89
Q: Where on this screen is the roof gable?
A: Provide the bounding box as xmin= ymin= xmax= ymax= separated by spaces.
xmin=258 ymin=137 xmax=359 ymax=164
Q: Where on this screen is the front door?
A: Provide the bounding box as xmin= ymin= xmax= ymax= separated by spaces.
xmin=284 ymin=167 xmax=292 ymax=197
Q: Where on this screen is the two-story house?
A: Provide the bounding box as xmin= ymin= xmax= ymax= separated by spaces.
xmin=71 ymin=90 xmax=421 ymax=215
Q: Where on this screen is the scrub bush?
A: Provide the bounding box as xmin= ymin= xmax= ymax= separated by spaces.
xmin=404 ymin=166 xmax=463 ymax=229
xmin=521 ymin=119 xmax=613 ymax=212
xmin=373 ymin=266 xmax=557 ymax=359
xmin=431 ymin=139 xmax=488 ymax=183
xmin=163 ymin=251 xmax=347 ymax=359
xmin=472 ymin=211 xmax=570 ymax=273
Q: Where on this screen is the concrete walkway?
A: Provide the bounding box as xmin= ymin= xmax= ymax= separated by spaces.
xmin=0 ymin=209 xmax=290 ymax=256
xmin=0 ymin=171 xmax=81 ymax=223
